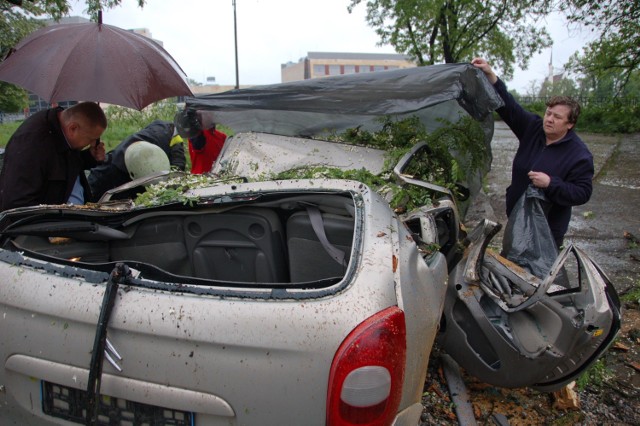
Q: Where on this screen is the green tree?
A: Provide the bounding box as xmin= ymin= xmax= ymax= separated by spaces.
xmin=574 ymin=69 xmax=618 ymax=99
xmin=1 ymin=1 xmax=67 ymax=60
xmin=0 ymin=0 xmax=145 ymax=110
xmin=561 ymin=0 xmax=639 ymax=96
xmin=522 ymin=79 xmax=542 ymax=97
xmin=538 ymin=76 xmax=578 ymax=97
xmin=0 ymin=81 xmax=27 ymax=112
xmin=1 ymin=0 xmax=147 ymax=54
xmin=348 ymin=0 xmax=553 ymax=80
xmin=1 ymin=0 xmax=70 ymax=110
xmin=81 ymin=0 xmax=146 ymax=20
xmin=623 ymin=70 xmax=640 ymax=98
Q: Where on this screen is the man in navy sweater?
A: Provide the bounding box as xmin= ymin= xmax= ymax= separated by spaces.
xmin=472 ymin=58 xmax=594 ymax=248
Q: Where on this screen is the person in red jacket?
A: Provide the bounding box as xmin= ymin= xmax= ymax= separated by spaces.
xmin=188 ymin=124 xmax=227 ymax=174
xmin=174 ymin=110 xmax=227 ymax=174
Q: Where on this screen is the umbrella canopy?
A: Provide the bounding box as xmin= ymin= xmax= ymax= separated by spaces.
xmin=0 ymin=17 xmax=193 ymax=110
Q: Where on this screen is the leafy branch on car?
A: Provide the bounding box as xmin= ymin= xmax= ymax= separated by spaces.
xmin=134 ymin=115 xmax=487 ymax=213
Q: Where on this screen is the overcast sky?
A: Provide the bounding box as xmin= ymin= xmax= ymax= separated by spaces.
xmin=70 ymin=0 xmax=598 ymax=93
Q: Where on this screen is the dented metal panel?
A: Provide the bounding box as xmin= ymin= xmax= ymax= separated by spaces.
xmin=439 ymin=219 xmax=622 ymax=391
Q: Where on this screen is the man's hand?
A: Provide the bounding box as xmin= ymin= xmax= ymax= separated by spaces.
xmin=471 ymin=58 xmax=498 ymax=84
xmin=528 ymin=171 xmax=551 ymax=188
xmin=90 ymin=140 xmax=106 ymax=162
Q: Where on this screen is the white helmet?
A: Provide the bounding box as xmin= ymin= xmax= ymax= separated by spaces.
xmin=124 ymin=141 xmax=170 ymax=180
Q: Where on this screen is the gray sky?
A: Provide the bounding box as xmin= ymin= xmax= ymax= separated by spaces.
xmin=70 ymin=0 xmax=597 ymax=93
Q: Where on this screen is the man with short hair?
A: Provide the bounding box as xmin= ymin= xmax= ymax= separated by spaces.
xmin=0 ymin=101 xmax=107 ymax=211
xmin=472 ymin=58 xmax=594 ymax=248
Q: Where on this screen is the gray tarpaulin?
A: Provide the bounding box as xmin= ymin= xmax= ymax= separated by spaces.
xmin=185 ymin=63 xmax=503 ymax=137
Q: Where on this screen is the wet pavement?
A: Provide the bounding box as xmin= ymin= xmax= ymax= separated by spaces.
xmin=466 ymin=120 xmax=640 ymax=293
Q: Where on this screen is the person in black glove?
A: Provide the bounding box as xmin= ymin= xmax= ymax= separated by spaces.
xmin=174 ymin=109 xmax=227 ymax=174
xmin=174 ymin=109 xmax=202 ymax=139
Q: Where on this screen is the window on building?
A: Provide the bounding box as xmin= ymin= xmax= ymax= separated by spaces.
xmin=344 ymin=65 xmax=356 ymax=74
xmin=313 ymin=64 xmax=326 ymax=76
xmin=328 ymin=65 xmax=340 ymax=75
xmin=373 ymin=65 xmax=385 ymax=72
xmin=359 ymin=65 xmax=372 ymax=73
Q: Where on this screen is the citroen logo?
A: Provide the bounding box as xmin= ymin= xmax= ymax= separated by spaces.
xmin=104 ymin=338 xmax=123 ymax=372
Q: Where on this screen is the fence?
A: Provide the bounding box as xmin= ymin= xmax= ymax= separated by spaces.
xmin=0 ymin=112 xmax=25 ymax=124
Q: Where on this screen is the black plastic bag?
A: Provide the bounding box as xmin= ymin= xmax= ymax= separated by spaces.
xmin=502 ymin=185 xmax=558 ymax=278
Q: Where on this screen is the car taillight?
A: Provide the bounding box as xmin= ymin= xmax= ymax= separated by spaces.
xmin=327 ymin=306 xmax=406 ymax=426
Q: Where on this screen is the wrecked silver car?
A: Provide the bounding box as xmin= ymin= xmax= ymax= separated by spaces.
xmin=0 ymin=63 xmax=621 ymax=425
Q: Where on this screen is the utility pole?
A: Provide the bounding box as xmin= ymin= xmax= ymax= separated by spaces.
xmin=233 ymin=0 xmax=239 ymax=89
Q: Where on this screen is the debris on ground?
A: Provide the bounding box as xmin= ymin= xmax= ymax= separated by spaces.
xmin=551 ymin=382 xmax=580 ymax=411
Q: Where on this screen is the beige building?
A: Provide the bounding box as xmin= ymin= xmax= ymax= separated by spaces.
xmin=189 ymin=84 xmax=252 ymax=95
xmin=281 ymin=51 xmax=416 ymax=83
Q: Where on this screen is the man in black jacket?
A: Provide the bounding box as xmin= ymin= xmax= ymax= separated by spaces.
xmin=0 ymin=102 xmax=107 ymax=211
xmin=87 ymin=120 xmax=185 ymax=202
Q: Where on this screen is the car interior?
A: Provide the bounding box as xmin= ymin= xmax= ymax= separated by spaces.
xmin=0 ymin=191 xmax=459 ymax=287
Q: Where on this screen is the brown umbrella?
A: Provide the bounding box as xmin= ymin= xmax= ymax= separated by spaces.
xmin=0 ymin=14 xmax=193 ymax=110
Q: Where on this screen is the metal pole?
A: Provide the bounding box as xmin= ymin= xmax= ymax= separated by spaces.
xmin=233 ymin=0 xmax=239 ymax=89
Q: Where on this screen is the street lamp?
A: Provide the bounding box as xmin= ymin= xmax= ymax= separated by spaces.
xmin=233 ymin=0 xmax=239 ymax=89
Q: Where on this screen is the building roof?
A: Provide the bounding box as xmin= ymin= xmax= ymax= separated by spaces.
xmin=44 ymin=16 xmax=91 ymax=25
xmin=306 ymin=51 xmax=412 ymax=61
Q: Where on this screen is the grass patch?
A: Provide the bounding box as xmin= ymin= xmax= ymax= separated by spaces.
xmin=593 ymin=138 xmax=622 ymax=181
xmin=0 ymin=121 xmax=22 ymax=148
xmin=575 ymin=358 xmax=613 ymax=390
xmin=101 ymin=102 xmax=180 ymax=151
xmin=621 ymin=279 xmax=640 ymax=304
